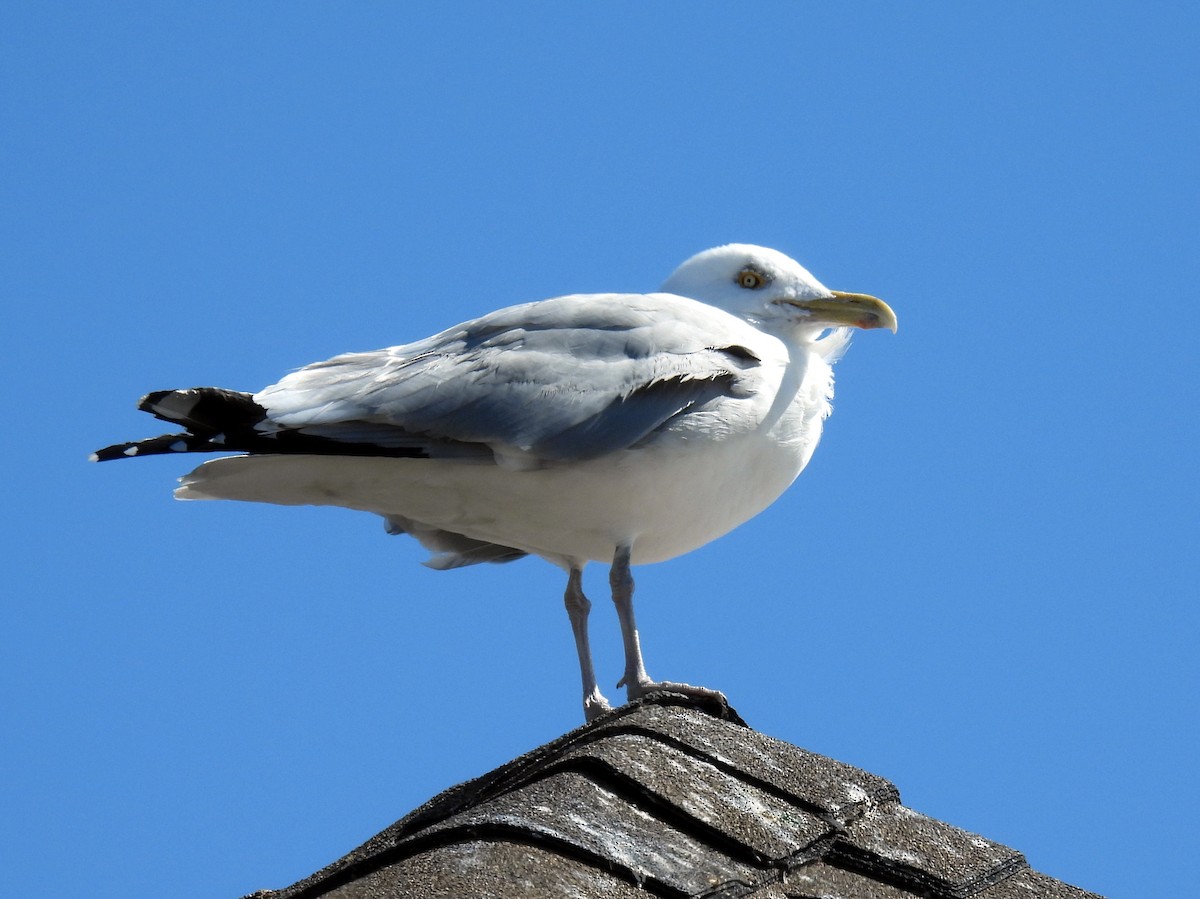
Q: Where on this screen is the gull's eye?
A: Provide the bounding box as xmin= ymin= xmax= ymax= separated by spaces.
xmin=737 ymin=269 xmax=766 ymax=289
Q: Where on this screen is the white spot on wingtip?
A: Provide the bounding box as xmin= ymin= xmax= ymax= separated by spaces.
xmin=169 ymin=441 xmax=187 ymax=452
xmin=88 ymin=453 xmax=99 ymax=462
xmin=123 ymin=446 xmax=139 ymax=456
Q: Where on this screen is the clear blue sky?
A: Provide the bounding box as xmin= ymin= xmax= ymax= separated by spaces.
xmin=3 ymin=4 xmax=1196 ymax=897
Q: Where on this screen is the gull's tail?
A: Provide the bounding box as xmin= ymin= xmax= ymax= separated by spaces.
xmin=91 ymin=388 xmax=269 ymax=461
xmin=90 ymin=387 xmax=428 ymax=462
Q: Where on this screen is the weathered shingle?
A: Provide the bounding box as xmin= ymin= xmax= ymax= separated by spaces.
xmin=243 ymin=695 xmax=1102 ymax=899
xmin=559 ymin=732 xmax=831 ymax=858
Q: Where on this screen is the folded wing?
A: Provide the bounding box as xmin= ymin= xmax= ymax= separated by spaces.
xmin=253 ymin=292 xmax=765 ymax=465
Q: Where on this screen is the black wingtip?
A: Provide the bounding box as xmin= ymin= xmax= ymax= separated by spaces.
xmin=137 ymin=387 xmax=265 ymax=430
xmin=91 ymin=432 xmax=198 ymax=461
xmin=100 ymin=386 xmax=433 ymax=462
xmin=137 ymin=389 xmax=175 ymax=414
xmin=91 ymin=442 xmax=141 ymax=462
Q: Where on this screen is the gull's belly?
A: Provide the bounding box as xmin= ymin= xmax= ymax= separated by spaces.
xmin=437 ymin=436 xmax=808 ymax=564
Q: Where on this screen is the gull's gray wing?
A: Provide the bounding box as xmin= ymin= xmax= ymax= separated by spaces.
xmin=255 ymin=292 xmax=766 ymax=463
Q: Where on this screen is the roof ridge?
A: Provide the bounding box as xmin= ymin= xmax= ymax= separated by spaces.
xmin=241 ymin=694 xmax=1104 ymax=899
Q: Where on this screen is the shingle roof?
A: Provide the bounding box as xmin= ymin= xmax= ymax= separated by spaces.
xmin=242 ymin=695 xmax=1102 ymax=899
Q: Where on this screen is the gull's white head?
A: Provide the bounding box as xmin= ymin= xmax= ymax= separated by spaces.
xmin=660 ymin=244 xmax=897 ymax=336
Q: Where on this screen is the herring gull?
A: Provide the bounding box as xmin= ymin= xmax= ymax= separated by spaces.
xmin=93 ymin=244 xmax=897 ymax=720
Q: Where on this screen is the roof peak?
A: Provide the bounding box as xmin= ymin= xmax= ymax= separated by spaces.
xmin=240 ymin=694 xmax=1102 ymax=899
